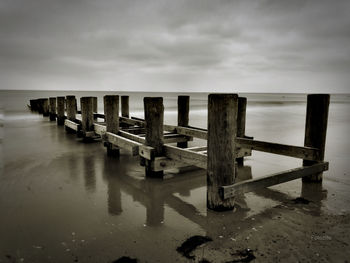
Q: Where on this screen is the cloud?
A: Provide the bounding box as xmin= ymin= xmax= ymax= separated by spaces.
xmin=0 ymin=0 xmax=349 ymax=92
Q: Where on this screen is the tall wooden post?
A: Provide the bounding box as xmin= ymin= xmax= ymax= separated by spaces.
xmin=56 ymin=97 xmax=65 ymax=125
xmin=177 ymin=96 xmax=190 ymax=148
xmin=30 ymin=100 xmax=37 ymax=111
xmin=49 ymin=97 xmax=56 ymax=121
xmin=207 ymin=94 xmax=238 ymax=211
xmin=66 ymin=95 xmax=77 ymax=121
xmin=144 ymin=97 xmax=164 ymax=178
xmin=302 ymin=94 xmax=330 ymax=182
xmin=121 ymin=96 xmax=129 ymax=118
xmin=37 ymin=98 xmax=44 ymax=114
xmin=42 ymin=98 xmax=49 ymax=117
xmin=104 ymin=95 xmax=120 ymax=157
xmin=80 ymin=97 xmax=94 ymax=138
xmin=92 ymin=97 xmax=98 ymax=121
xmin=237 ymin=97 xmax=247 ymax=165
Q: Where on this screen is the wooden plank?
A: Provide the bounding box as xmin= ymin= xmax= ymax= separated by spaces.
xmin=236 ymin=138 xmax=319 ymax=161
xmin=164 ymin=125 xmax=208 ymax=140
xmin=105 ymin=132 xmax=141 ymax=156
xmin=153 ymin=157 xmax=189 ymax=172
xmin=163 ymin=144 xmax=207 ymax=169
xmin=119 ymin=130 xmax=145 ymax=144
xmin=186 ymin=146 xmax=208 ymax=152
xmin=65 ymin=119 xmax=80 ymax=131
xmin=220 ymin=162 xmax=329 ymax=199
xmin=94 ymin=123 xmax=106 ymax=135
xmin=120 ymin=116 xmax=145 ymax=127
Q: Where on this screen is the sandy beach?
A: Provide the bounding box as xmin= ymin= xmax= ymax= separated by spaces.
xmin=0 ymin=91 xmax=349 ymax=262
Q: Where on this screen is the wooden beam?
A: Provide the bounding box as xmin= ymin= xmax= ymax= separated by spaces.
xmin=163 ymin=144 xmax=207 ymax=169
xmin=105 ymin=132 xmax=141 ymax=156
xmin=236 ymin=137 xmax=319 ymax=161
xmin=65 ymin=119 xmax=81 ymax=131
xmin=220 ymin=162 xmax=329 ymax=199
xmin=94 ymin=123 xmax=106 ymax=135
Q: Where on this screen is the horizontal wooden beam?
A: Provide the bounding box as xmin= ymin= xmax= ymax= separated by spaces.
xmin=236 ymin=137 xmax=320 ymax=161
xmin=94 ymin=123 xmax=106 ymax=135
xmin=163 ymin=144 xmax=207 ymax=169
xmin=105 ymin=132 xmax=141 ymax=156
xmin=220 ymin=162 xmax=329 ymax=199
xmin=64 ymin=119 xmax=81 ymax=131
xmin=153 ymin=157 xmax=189 ymax=172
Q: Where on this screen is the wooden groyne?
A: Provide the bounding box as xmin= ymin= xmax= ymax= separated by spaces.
xmin=28 ymin=93 xmax=330 ymax=211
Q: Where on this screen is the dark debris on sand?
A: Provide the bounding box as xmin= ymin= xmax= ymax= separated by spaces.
xmin=228 ymin=249 xmax=256 ymax=262
xmin=111 ymin=256 xmax=138 ymax=263
xmin=177 ymin=235 xmax=213 ymax=259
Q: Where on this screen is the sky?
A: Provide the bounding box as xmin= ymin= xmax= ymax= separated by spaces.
xmin=0 ymin=0 xmax=350 ymax=93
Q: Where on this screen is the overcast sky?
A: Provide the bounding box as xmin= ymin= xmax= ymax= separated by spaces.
xmin=1 ymin=0 xmax=349 ymax=93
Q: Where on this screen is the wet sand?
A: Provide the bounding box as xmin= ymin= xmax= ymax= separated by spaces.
xmin=1 ymin=93 xmax=350 ymax=262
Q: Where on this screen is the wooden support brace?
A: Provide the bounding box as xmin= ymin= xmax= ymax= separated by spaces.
xmin=64 ymin=119 xmax=81 ymax=131
xmin=105 ymin=132 xmax=141 ymax=156
xmin=220 ymin=162 xmax=329 ymax=199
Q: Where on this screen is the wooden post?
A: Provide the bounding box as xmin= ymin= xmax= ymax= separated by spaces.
xmin=104 ymin=95 xmax=120 ymax=157
xmin=207 ymin=94 xmax=238 ymax=211
xmin=302 ymin=94 xmax=330 ymax=182
xmin=66 ymin=95 xmax=77 ymax=121
xmin=56 ymin=97 xmax=65 ymax=125
xmin=80 ymin=97 xmax=94 ymax=139
xmin=144 ymin=97 xmax=164 ymax=178
xmin=92 ymin=97 xmax=98 ymax=121
xmin=121 ymin=96 xmax=129 ymax=118
xmin=30 ymin=100 xmax=37 ymax=111
xmin=42 ymin=98 xmax=49 ymax=117
xmin=237 ymin=97 xmax=247 ymax=165
xmin=37 ymin=98 xmax=44 ymax=114
xmin=49 ymin=97 xmax=56 ymax=121
xmin=177 ymin=96 xmax=190 ymax=148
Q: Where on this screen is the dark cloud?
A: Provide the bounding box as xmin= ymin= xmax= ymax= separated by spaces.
xmin=0 ymin=0 xmax=349 ymax=92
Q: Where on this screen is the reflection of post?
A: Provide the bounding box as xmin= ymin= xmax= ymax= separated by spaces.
xmin=237 ymin=97 xmax=247 ymax=166
xmin=103 ymin=155 xmax=124 ymax=216
xmin=302 ymin=94 xmax=330 ymax=182
xmin=83 ymin=154 xmax=96 ymax=192
xmin=207 ymin=94 xmax=238 ymax=211
xmin=107 ymin=177 xmax=123 ymax=215
xmin=104 ymin=95 xmax=120 ymax=157
xmin=56 ymin=97 xmax=65 ymax=125
xmin=144 ymin=97 xmax=164 ymax=178
xmin=145 ymin=182 xmax=164 ymax=226
xmin=49 ymin=97 xmax=56 ymax=121
xmin=177 ymin=96 xmax=190 ymax=148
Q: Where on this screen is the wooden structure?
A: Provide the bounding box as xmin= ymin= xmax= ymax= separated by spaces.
xmin=29 ymin=93 xmax=330 ymax=211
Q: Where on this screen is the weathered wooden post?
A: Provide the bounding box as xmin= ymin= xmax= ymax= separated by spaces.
xmin=42 ymin=98 xmax=49 ymax=117
xmin=302 ymin=94 xmax=330 ymax=182
xmin=66 ymin=95 xmax=77 ymax=121
xmin=92 ymin=97 xmax=98 ymax=121
xmin=37 ymin=98 xmax=44 ymax=114
xmin=144 ymin=97 xmax=164 ymax=178
xmin=104 ymin=95 xmax=120 ymax=156
xmin=80 ymin=97 xmax=94 ymax=140
xmin=30 ymin=100 xmax=37 ymax=111
xmin=49 ymin=97 xmax=56 ymax=121
xmin=177 ymin=95 xmax=190 ymax=148
xmin=56 ymin=97 xmax=65 ymax=125
xmin=121 ymin=96 xmax=129 ymax=118
xmin=237 ymin=97 xmax=247 ymax=165
xmin=207 ymin=94 xmax=238 ymax=211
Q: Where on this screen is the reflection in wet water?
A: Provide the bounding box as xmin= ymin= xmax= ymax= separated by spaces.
xmin=83 ymin=153 xmax=96 ymax=192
